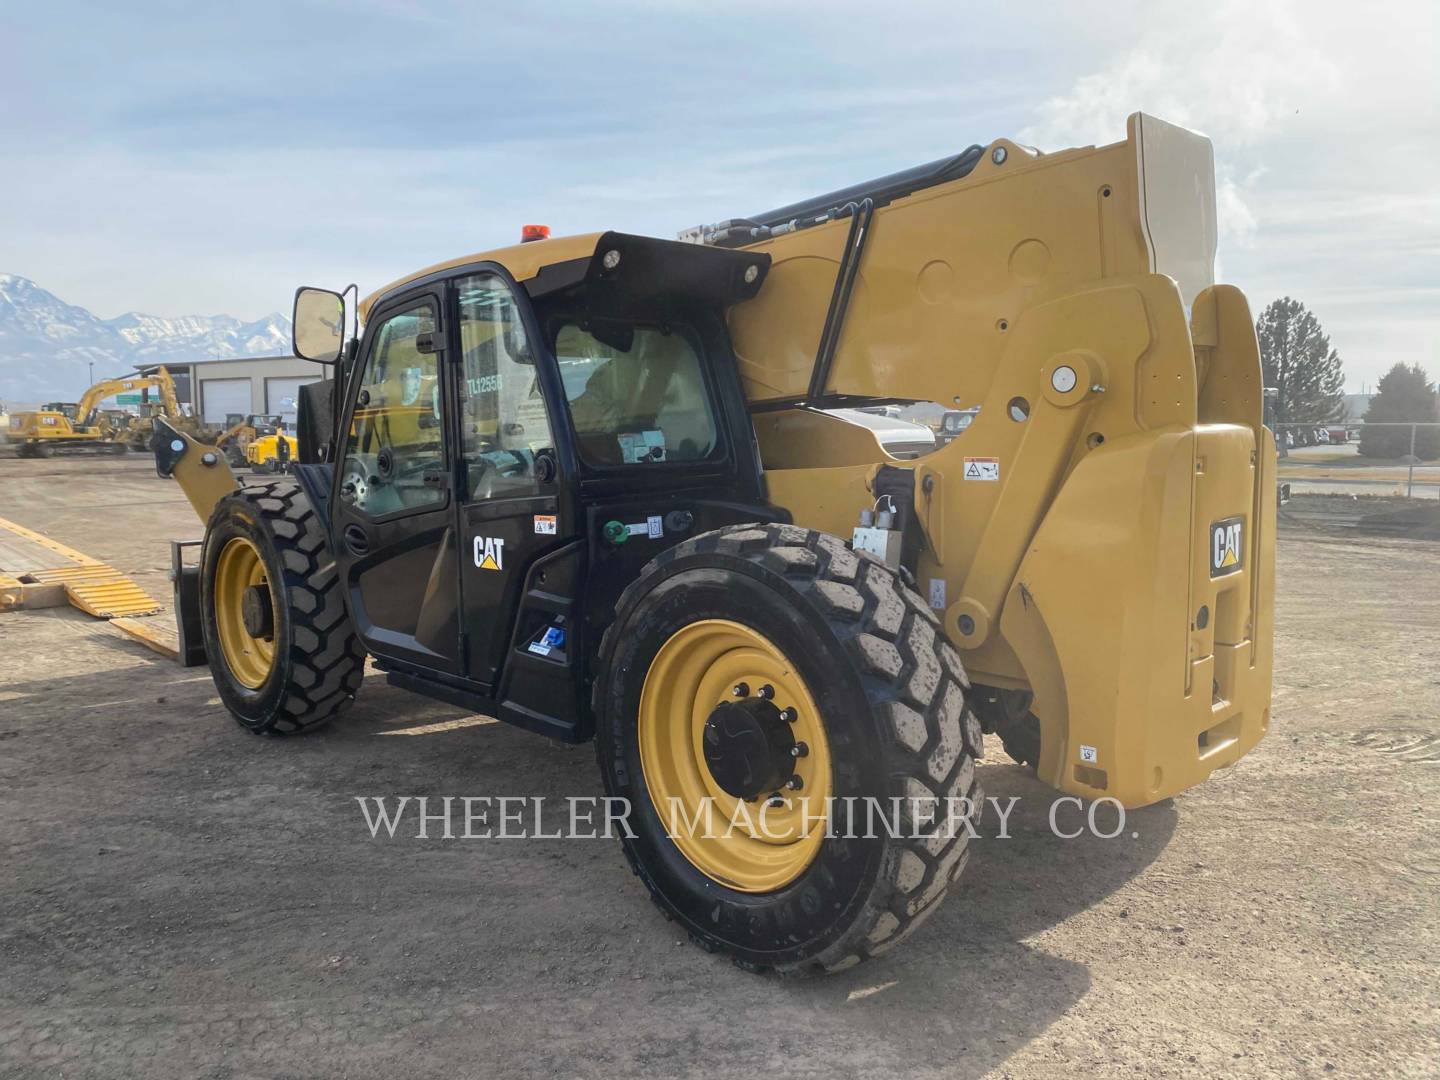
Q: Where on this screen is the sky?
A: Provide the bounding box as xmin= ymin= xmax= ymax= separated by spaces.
xmin=2 ymin=0 xmax=1436 ymax=392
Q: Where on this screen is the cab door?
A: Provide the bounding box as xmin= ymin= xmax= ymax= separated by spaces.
xmin=330 ymin=285 xmax=464 ymax=675
xmin=450 ymin=270 xmax=580 ymax=717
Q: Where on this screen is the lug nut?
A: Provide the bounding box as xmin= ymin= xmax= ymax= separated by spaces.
xmin=790 ymin=742 xmax=809 ymax=758
xmin=732 ymin=682 xmax=749 ymax=698
xmin=786 ymin=776 xmax=804 ymax=791
xmin=757 ymin=684 xmax=775 ymax=700
xmin=766 ymin=794 xmax=785 ymax=808
xmin=778 ymin=706 xmax=797 ymax=723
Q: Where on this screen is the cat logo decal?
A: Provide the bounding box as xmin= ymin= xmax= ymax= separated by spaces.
xmin=1210 ymin=517 xmax=1244 ymax=578
xmin=473 ymin=535 xmax=505 ymax=571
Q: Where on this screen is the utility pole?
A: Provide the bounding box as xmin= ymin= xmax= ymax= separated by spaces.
xmin=1408 ymin=423 xmax=1417 ymax=499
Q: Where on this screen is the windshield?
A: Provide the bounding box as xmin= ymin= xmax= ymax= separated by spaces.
xmin=555 ymin=321 xmax=718 ymax=465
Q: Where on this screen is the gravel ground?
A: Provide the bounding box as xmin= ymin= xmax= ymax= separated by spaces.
xmin=0 ymin=456 xmax=1436 ymax=1078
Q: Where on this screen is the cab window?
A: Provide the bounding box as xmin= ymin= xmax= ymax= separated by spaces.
xmin=555 ymin=321 xmax=718 ymax=466
xmin=339 ymin=301 xmax=445 ymax=517
xmin=455 ymin=273 xmax=554 ymax=499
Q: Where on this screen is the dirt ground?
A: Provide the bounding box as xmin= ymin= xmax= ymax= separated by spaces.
xmin=1 ymin=457 xmax=1436 ymax=1079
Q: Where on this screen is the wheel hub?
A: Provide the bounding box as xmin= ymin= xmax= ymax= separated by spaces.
xmin=637 ymin=618 xmax=834 ymax=893
xmin=213 ymin=536 xmax=277 ymax=691
xmin=241 ymin=583 xmax=274 ymax=639
xmin=702 ymin=698 xmax=796 ymax=801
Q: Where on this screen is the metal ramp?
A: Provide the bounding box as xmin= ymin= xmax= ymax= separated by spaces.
xmin=0 ymin=515 xmax=161 ymax=618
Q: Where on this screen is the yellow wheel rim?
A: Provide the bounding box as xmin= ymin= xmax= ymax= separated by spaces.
xmin=214 ymin=536 xmax=276 ymax=690
xmin=638 ymin=619 xmax=833 ymax=893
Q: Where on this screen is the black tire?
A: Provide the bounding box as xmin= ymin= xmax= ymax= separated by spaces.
xmin=201 ymin=481 xmax=365 ymax=735
xmin=594 ymin=523 xmax=984 ymax=975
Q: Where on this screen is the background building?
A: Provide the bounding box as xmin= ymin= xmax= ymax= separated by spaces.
xmin=137 ymin=355 xmax=322 ymax=427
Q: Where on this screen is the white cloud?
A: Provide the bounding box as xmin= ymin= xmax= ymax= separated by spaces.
xmin=1020 ymin=0 xmax=1339 ymax=151
xmin=1017 ymin=0 xmax=1338 ymax=261
xmin=1217 ymin=174 xmax=1258 ymax=246
xmin=1016 ymin=0 xmax=1440 ymax=388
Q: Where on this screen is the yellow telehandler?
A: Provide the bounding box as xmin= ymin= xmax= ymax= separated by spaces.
xmin=153 ymin=113 xmax=1274 ymax=974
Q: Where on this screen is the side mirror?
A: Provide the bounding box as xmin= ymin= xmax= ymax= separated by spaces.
xmin=292 ymin=287 xmax=345 ymax=364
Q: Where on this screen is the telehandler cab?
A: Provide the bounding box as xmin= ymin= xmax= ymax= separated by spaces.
xmin=154 ymin=113 xmax=1275 ymax=974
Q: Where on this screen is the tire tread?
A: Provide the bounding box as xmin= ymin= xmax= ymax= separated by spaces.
xmin=594 ymin=522 xmax=983 ymax=975
xmin=207 ymin=481 xmax=365 ymax=735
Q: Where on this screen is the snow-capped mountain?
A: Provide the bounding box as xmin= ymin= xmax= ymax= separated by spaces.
xmin=109 ymin=310 xmax=291 ymax=363
xmin=0 ymin=274 xmax=290 ymax=405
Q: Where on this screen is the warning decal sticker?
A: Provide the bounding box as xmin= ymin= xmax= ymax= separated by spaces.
xmin=963 ymin=457 xmax=1000 ymax=481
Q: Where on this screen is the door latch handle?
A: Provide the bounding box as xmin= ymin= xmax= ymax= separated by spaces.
xmin=343 ymin=523 xmax=370 ymax=555
xmin=422 ymin=467 xmax=447 ymax=489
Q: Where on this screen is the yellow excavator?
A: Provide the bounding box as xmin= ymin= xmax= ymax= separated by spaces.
xmin=154 ymin=113 xmax=1274 ymax=974
xmin=9 ymin=366 xmax=193 ymax=457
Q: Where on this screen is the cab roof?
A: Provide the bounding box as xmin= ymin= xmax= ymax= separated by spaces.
xmin=359 ymin=233 xmax=604 ymax=322
xmin=358 ymin=231 xmax=769 ymax=323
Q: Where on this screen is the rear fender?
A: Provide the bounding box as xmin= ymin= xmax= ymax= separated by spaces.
xmin=291 ymin=463 xmax=335 ymax=535
xmin=1000 ymin=422 xmax=1274 ymax=808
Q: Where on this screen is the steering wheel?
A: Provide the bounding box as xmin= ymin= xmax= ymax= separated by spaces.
xmin=469 ymin=457 xmax=496 ymax=501
xmin=339 ymin=462 xmax=373 ymax=512
xmin=469 ymin=450 xmax=532 ymax=500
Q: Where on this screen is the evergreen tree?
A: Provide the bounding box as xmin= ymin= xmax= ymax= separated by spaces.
xmin=1255 ymin=298 xmax=1346 ymax=426
xmin=1359 ymin=363 xmax=1440 ymax=459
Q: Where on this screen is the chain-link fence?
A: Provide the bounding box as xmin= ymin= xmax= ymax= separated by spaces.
xmin=1274 ymin=422 xmax=1440 ymax=499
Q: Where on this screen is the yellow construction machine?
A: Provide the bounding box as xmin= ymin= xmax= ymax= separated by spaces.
xmin=10 ymin=366 xmax=190 ymax=456
xmin=214 ymin=414 xmax=297 ymax=472
xmin=154 ymin=113 xmax=1274 ymax=974
xmin=125 ymin=399 xmax=212 ymax=453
